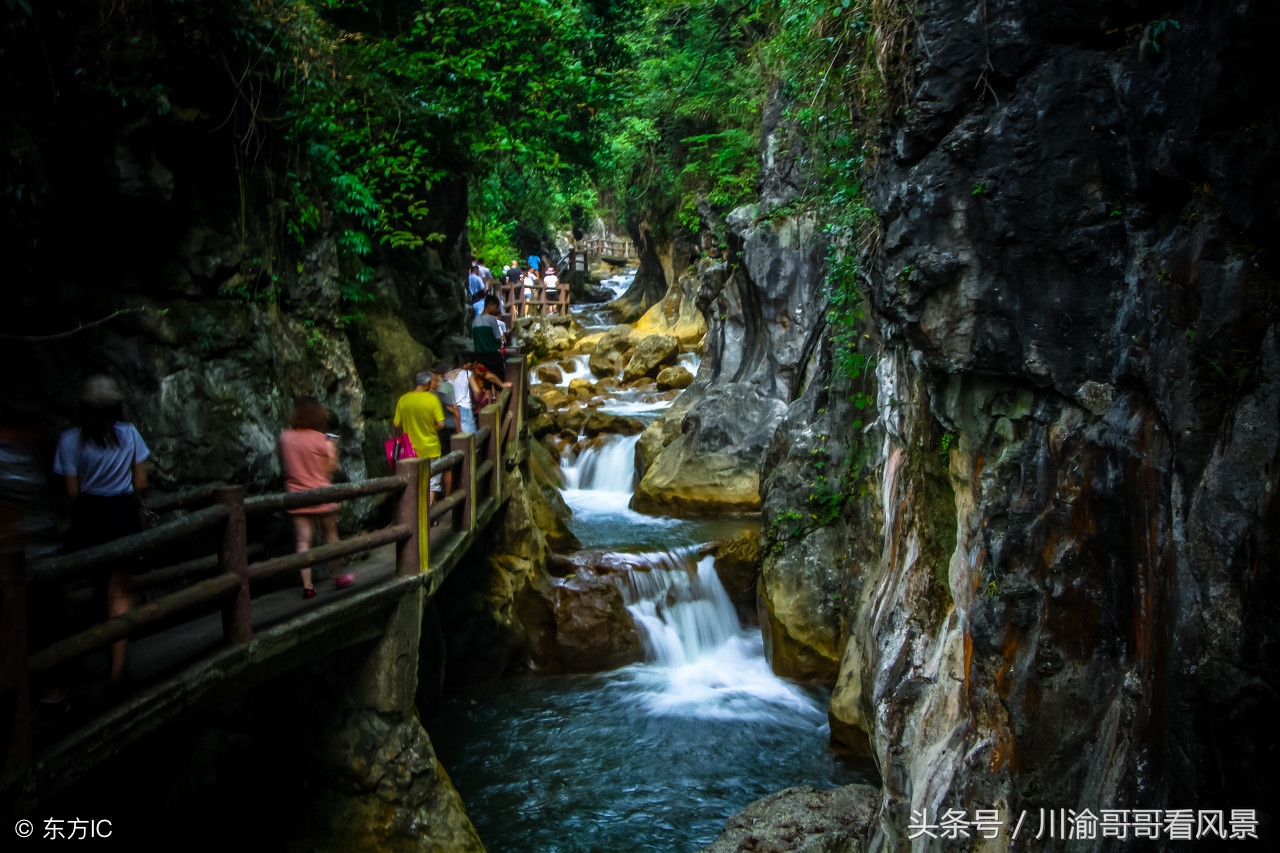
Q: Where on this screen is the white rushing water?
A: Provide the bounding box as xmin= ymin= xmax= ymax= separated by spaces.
xmin=560 ymin=433 xmax=640 ymax=492
xmin=558 ymin=431 xmax=825 ymax=723
xmin=616 ymin=549 xmax=824 ymax=722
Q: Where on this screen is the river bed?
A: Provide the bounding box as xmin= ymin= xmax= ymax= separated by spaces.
xmin=428 ymin=272 xmax=873 ymax=851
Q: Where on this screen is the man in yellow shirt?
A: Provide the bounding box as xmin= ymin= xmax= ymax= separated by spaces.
xmin=394 ymin=371 xmax=445 ymax=501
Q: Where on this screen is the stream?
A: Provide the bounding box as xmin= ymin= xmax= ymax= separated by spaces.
xmin=428 ymin=271 xmax=872 ymax=851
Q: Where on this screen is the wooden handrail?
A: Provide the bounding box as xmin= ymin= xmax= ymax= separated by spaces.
xmin=243 ymin=475 xmax=407 ymax=514
xmin=5 ymin=353 xmax=529 ymax=777
xmin=28 ymin=573 xmax=242 ymax=677
xmin=246 ymin=524 xmax=413 ymax=584
xmin=134 ymin=543 xmax=266 ymax=591
xmin=430 ymin=450 xmax=464 ymax=476
xmin=146 ymin=485 xmax=220 ymax=514
xmin=27 ymin=504 xmax=230 ymax=584
xmin=428 ymin=490 xmax=465 ymax=521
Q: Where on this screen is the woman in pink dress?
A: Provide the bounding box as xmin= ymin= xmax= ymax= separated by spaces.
xmin=280 ymin=397 xmax=353 ymax=598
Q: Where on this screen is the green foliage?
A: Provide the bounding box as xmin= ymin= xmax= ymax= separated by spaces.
xmin=592 ymin=0 xmax=766 ymax=238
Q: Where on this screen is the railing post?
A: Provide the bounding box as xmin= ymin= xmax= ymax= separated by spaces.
xmin=215 ymin=486 xmax=252 ymax=645
xmin=505 ymin=354 xmax=526 ymax=443
xmin=417 ymin=459 xmax=431 ymax=570
xmin=0 ymin=546 xmax=30 ymax=780
xmin=451 ymin=433 xmax=476 ymax=533
xmin=395 ymin=458 xmax=421 ymax=577
xmin=479 ymin=406 xmax=502 ymax=502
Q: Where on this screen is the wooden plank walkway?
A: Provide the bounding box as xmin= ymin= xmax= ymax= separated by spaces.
xmin=3 ymin=354 xmax=532 ymax=804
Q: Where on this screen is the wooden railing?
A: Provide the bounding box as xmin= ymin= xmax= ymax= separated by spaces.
xmin=498 ymin=278 xmax=570 ymax=318
xmin=0 ymin=355 xmax=529 ymax=783
xmin=582 ymin=237 xmax=633 ymax=259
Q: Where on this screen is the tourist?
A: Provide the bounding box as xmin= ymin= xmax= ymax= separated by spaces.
xmin=393 ymin=371 xmax=445 ymax=503
xmin=467 ymin=264 xmax=486 ymax=316
xmin=471 ymin=361 xmax=511 ymax=401
xmin=476 ymin=257 xmax=492 ymax=288
xmin=521 ymin=265 xmax=540 ymax=317
xmin=51 ymin=375 xmax=150 ymax=686
xmin=446 ymin=360 xmax=482 ymax=434
xmin=543 ymin=265 xmax=560 ymax=314
xmin=2 ymin=397 xmax=68 ymax=715
xmin=472 ymin=295 xmax=507 ymax=376
xmin=505 ymin=260 xmax=522 ymax=286
xmin=431 ymin=364 xmax=458 ymax=445
xmin=280 ymin=397 xmax=353 ymax=599
xmin=504 ymin=260 xmax=523 ymax=314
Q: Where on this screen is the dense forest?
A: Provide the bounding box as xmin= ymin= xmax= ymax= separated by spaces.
xmin=1 ymin=0 xmax=884 ymax=366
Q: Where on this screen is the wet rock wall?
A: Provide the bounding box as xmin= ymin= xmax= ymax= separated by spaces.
xmin=755 ymin=0 xmax=1280 ymax=848
xmin=633 ymin=96 xmax=831 ymax=516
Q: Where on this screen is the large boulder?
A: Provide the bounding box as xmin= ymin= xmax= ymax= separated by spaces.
xmin=567 ymin=377 xmax=596 ymax=401
xmin=655 ymin=365 xmax=694 ymax=390
xmin=514 ymin=315 xmax=581 ymax=359
xmin=533 ymin=386 xmax=568 ymax=411
xmin=555 ymin=405 xmax=589 ymax=435
xmin=634 ymin=268 xmax=707 ymax=346
xmin=583 ymin=411 xmax=646 ymax=438
xmin=758 ymin=526 xmax=843 ymax=682
xmin=532 ymin=565 xmax=644 ymax=672
xmin=587 ymin=324 xmax=637 ymax=377
xmin=711 ymin=529 xmax=761 ymax=623
xmin=572 ymin=333 xmax=603 ymax=356
xmin=700 ymin=785 xmax=878 ymax=853
xmin=535 ymin=363 xmax=563 ymax=384
xmin=622 ymin=334 xmax=679 ymax=382
xmin=527 ymin=413 xmax=555 ymax=438
xmin=632 ymin=431 xmax=761 ymax=516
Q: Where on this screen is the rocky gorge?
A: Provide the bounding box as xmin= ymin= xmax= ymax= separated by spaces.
xmin=485 ymin=2 xmax=1280 ymax=847
xmin=3 ymin=0 xmax=1278 ymax=849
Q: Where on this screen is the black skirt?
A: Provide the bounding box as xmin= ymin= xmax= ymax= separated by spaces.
xmin=69 ymin=492 xmax=142 ymax=552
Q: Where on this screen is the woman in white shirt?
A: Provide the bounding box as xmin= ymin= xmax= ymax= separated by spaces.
xmin=445 ymin=363 xmax=482 ymax=434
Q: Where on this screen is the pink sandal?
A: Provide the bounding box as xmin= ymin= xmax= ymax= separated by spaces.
xmin=334 ymin=573 xmax=355 ymax=589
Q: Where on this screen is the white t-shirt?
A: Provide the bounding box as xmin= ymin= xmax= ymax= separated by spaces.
xmin=448 ymin=370 xmax=473 ymax=411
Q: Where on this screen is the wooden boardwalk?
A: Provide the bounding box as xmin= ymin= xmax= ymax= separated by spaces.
xmin=2 ymin=356 xmax=531 ymax=807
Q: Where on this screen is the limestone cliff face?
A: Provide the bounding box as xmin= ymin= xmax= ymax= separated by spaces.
xmin=633 ymin=98 xmax=830 ymax=516
xmin=757 ymin=0 xmax=1280 ymax=847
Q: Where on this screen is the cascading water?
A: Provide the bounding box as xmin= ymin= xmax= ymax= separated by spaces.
xmin=560 ymin=433 xmax=640 ymax=492
xmin=428 ymin=273 xmax=870 ymax=852
xmin=615 ymin=550 xmax=823 ymax=722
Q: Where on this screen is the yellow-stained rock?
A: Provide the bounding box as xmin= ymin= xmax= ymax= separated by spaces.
xmin=757 ymin=526 xmax=842 ymax=682
xmin=828 ymin=636 xmax=874 ymax=758
xmin=572 ymin=333 xmax=603 ymax=355
xmin=634 ymin=271 xmax=707 ymax=346
xmin=631 ymin=433 xmax=760 ymax=515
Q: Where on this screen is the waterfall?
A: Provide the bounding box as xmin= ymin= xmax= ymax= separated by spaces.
xmin=612 ymin=549 xmax=824 ymax=721
xmin=560 ymin=433 xmax=640 ymax=492
xmin=615 ymin=550 xmax=740 ymax=666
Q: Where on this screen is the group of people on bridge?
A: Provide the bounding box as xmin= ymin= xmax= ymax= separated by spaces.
xmin=467 ymin=254 xmax=566 ymax=326
xmin=0 ymin=350 xmax=511 ymax=713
